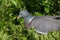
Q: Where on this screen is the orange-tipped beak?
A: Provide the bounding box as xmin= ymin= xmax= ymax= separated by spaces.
xmin=17 ymin=16 xmax=20 ymax=19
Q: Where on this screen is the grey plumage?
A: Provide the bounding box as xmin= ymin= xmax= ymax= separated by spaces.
xmin=31 ymin=16 xmax=60 ymax=34
xmin=18 ymin=10 xmax=60 ymax=34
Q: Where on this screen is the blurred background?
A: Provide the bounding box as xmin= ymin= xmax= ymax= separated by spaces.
xmin=0 ymin=0 xmax=60 ymax=40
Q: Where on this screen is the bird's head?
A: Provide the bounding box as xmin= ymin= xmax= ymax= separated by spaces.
xmin=17 ymin=10 xmax=30 ymax=19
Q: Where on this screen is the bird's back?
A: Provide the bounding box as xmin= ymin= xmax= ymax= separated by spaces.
xmin=31 ymin=16 xmax=60 ymax=33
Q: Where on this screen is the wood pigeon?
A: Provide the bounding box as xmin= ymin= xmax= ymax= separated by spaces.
xmin=18 ymin=10 xmax=60 ymax=34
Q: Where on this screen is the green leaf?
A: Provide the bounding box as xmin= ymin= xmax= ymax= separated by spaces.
xmin=0 ymin=30 xmax=3 ymax=39
xmin=10 ymin=0 xmax=17 ymax=7
xmin=2 ymin=34 xmax=8 ymax=40
xmin=44 ymin=7 xmax=50 ymax=13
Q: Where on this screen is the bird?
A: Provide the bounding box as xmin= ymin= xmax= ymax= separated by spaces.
xmin=18 ymin=10 xmax=60 ymax=34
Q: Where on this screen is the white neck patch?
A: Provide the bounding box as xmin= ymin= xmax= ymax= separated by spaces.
xmin=28 ymin=16 xmax=34 ymax=23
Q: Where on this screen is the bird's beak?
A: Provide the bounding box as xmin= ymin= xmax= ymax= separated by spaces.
xmin=17 ymin=16 xmax=20 ymax=19
xmin=17 ymin=15 xmax=21 ymax=19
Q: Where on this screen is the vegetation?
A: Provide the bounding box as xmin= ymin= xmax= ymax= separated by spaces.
xmin=0 ymin=0 xmax=60 ymax=40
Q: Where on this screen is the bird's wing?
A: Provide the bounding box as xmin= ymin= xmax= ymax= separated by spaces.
xmin=31 ymin=16 xmax=60 ymax=33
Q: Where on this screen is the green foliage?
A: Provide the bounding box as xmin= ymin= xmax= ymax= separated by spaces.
xmin=0 ymin=0 xmax=60 ymax=40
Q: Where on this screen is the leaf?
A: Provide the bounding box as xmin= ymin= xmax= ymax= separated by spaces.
xmin=2 ymin=34 xmax=8 ymax=40
xmin=0 ymin=30 xmax=3 ymax=39
xmin=10 ymin=0 xmax=17 ymax=7
xmin=44 ymin=7 xmax=50 ymax=13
